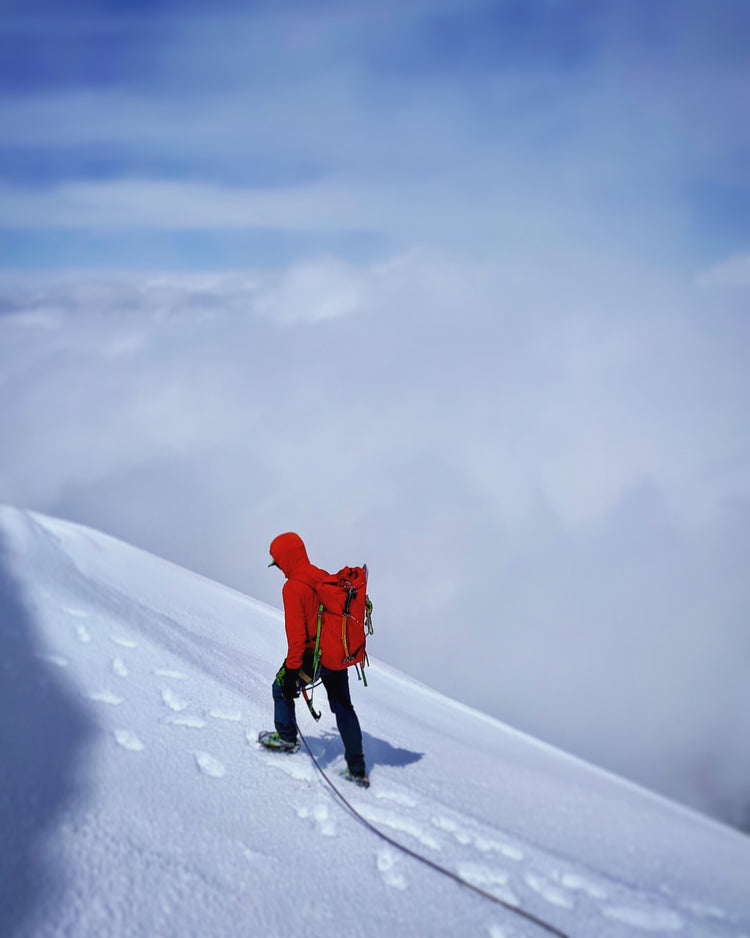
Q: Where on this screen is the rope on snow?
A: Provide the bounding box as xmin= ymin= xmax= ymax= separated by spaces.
xmin=294 ymin=721 xmax=571 ymax=938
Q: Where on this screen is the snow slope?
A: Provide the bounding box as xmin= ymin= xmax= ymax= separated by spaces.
xmin=1 ymin=506 xmax=748 ymax=938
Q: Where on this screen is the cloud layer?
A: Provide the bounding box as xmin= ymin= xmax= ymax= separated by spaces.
xmin=2 ymin=251 xmax=749 ymax=828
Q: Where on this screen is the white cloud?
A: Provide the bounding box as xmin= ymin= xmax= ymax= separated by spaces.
xmin=2 ymin=255 xmax=750 ymax=827
xmin=254 ymin=257 xmax=367 ymax=323
xmin=2 ymin=250 xmax=747 ymax=519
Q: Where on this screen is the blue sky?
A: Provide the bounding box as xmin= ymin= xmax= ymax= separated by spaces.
xmin=2 ymin=0 xmax=748 ymax=270
xmin=2 ymin=1 xmax=750 ymax=830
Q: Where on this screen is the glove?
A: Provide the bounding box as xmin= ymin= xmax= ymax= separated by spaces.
xmin=281 ymin=666 xmax=299 ymax=703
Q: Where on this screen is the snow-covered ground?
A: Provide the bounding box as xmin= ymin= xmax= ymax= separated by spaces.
xmin=1 ymin=506 xmax=748 ymax=938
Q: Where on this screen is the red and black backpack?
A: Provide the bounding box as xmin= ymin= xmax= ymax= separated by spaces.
xmin=313 ymin=564 xmax=372 ymax=673
xmin=291 ymin=563 xmax=374 ymax=721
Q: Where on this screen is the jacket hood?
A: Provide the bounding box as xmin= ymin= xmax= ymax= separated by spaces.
xmin=269 ymin=532 xmax=310 ymax=578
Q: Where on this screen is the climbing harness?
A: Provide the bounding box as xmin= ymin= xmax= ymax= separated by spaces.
xmin=294 ymin=721 xmax=571 ymax=938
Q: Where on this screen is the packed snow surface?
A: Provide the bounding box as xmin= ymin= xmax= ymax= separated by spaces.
xmin=1 ymin=506 xmax=749 ymax=938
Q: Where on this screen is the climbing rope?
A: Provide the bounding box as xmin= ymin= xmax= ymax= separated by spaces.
xmin=294 ymin=721 xmax=571 ymax=938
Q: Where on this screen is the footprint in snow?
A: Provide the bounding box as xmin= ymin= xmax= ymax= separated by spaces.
xmin=376 ymin=848 xmax=406 ymax=890
xmin=601 ymin=905 xmax=683 ymax=932
xmin=432 ymin=816 xmax=472 ymax=846
xmin=267 ymin=755 xmax=315 ymax=783
xmin=558 ymin=871 xmax=607 ymax=900
xmin=474 ymin=837 xmax=525 ymax=862
xmin=524 ymin=872 xmax=575 ymax=909
xmin=169 ymin=715 xmax=207 ymax=728
xmin=161 ymin=687 xmax=189 ymax=712
xmin=75 ymin=624 xmax=92 ymax=644
xmin=112 ymin=636 xmax=138 ymax=649
xmin=111 ymin=657 xmax=128 ymax=677
xmin=432 ymin=816 xmax=525 ymax=859
xmin=296 ymin=803 xmax=336 ymax=837
xmin=154 ymin=668 xmax=188 ymax=680
xmin=456 ymin=861 xmax=518 ymax=908
xmin=373 ymin=789 xmax=417 ymax=808
xmin=194 ymin=751 xmax=225 ymax=778
xmin=39 ymin=653 xmax=69 ymax=669
xmin=250 ymin=732 xmax=315 ymax=782
xmin=360 ymin=806 xmax=440 ymax=851
xmin=86 ymin=690 xmax=124 ymax=705
xmin=113 ymin=729 xmax=144 ymax=752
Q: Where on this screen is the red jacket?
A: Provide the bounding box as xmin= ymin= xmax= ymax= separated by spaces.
xmin=269 ymin=532 xmax=328 ymax=670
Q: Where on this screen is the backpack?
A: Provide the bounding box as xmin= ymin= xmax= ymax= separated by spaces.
xmin=312 ymin=564 xmax=373 ymax=675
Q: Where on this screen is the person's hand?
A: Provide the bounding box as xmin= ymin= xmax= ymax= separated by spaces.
xmin=282 ymin=667 xmax=299 ymax=703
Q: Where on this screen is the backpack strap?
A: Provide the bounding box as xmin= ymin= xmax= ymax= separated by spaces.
xmin=312 ymin=602 xmax=324 ymax=679
xmin=340 ymin=584 xmax=357 ymax=661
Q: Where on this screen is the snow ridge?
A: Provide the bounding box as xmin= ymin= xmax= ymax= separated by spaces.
xmin=1 ymin=506 xmax=749 ymax=938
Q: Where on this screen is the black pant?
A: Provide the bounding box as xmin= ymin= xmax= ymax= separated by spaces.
xmin=272 ymin=664 xmax=366 ymax=774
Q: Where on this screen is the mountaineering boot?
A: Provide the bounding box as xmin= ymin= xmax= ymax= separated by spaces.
xmin=258 ymin=731 xmax=300 ymax=753
xmin=343 ymin=768 xmax=370 ymax=789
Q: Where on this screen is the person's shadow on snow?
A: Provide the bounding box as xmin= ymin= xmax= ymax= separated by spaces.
xmin=306 ymin=729 xmax=423 ymax=771
xmin=0 ymin=525 xmax=94 ymax=938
